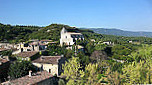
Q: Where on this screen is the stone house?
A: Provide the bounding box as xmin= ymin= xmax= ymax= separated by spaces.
xmin=0 ymin=43 xmax=16 ymax=49
xmin=12 ymin=41 xmax=49 ymax=54
xmin=16 ymin=51 xmax=39 ymax=61
xmin=0 ymin=48 xmax=8 ymax=52
xmin=32 ymin=56 xmax=65 ymax=76
xmin=1 ymin=71 xmax=53 ymax=85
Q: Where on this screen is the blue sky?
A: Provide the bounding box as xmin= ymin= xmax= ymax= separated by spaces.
xmin=0 ymin=0 xmax=152 ymax=32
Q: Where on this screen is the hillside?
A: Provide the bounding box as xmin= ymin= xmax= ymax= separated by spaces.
xmin=0 ymin=23 xmax=41 ymax=43
xmin=86 ymin=28 xmax=152 ymax=37
xmin=29 ymin=24 xmax=95 ymax=41
xmin=1 ymin=23 xmax=152 ymax=44
xmin=0 ymin=23 xmax=95 ymax=43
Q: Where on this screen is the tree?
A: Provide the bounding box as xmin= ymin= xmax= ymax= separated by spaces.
xmin=121 ymin=45 xmax=152 ymax=84
xmin=121 ymin=61 xmax=148 ymax=84
xmin=47 ymin=44 xmax=67 ymax=56
xmin=85 ymin=63 xmax=100 ymax=85
xmin=76 ymin=52 xmax=90 ymax=66
xmin=131 ymin=45 xmax=152 ymax=62
xmin=8 ymin=60 xmax=36 ymax=80
xmin=94 ymin=44 xmax=107 ymax=51
xmin=90 ymin=50 xmax=107 ymax=62
xmin=65 ymin=49 xmax=74 ymax=58
xmin=58 ymin=79 xmax=66 ymax=85
xmin=85 ymin=42 xmax=95 ymax=55
xmin=61 ymin=57 xmax=85 ymax=85
xmin=102 ymin=68 xmax=121 ymax=85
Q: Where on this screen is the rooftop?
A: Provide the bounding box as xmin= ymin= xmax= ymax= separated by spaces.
xmin=2 ymin=71 xmax=53 ymax=85
xmin=17 ymin=51 xmax=38 ymax=58
xmin=0 ymin=48 xmax=8 ymax=52
xmin=40 ymin=40 xmax=52 ymax=42
xmin=67 ymin=32 xmax=82 ymax=35
xmin=32 ymin=56 xmax=62 ymax=64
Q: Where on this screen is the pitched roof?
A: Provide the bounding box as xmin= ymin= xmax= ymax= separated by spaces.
xmin=32 ymin=56 xmax=62 ymax=64
xmin=0 ymin=48 xmax=8 ymax=52
xmin=17 ymin=51 xmax=38 ymax=58
xmin=40 ymin=40 xmax=52 ymax=42
xmin=67 ymin=32 xmax=82 ymax=35
xmin=3 ymin=71 xmax=53 ymax=85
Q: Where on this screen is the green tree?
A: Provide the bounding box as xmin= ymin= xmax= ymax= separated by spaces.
xmin=8 ymin=60 xmax=35 ymax=80
xmin=121 ymin=45 xmax=152 ymax=84
xmin=101 ymin=67 xmax=121 ymax=85
xmin=94 ymin=44 xmax=107 ymax=51
xmin=61 ymin=57 xmax=85 ymax=85
xmin=121 ymin=61 xmax=148 ymax=84
xmin=58 ymin=79 xmax=66 ymax=85
xmin=85 ymin=63 xmax=99 ymax=85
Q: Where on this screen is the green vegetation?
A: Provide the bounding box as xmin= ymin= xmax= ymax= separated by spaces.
xmin=1 ymin=23 xmax=152 ymax=84
xmin=8 ymin=60 xmax=36 ymax=80
xmin=0 ymin=23 xmax=40 ymax=43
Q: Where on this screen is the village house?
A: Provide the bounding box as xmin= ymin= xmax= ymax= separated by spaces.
xmin=90 ymin=39 xmax=96 ymax=42
xmin=0 ymin=48 xmax=8 ymax=52
xmin=98 ymin=41 xmax=114 ymax=45
xmin=12 ymin=42 xmax=39 ymax=54
xmin=32 ymin=56 xmax=65 ymax=76
xmin=1 ymin=71 xmax=53 ymax=85
xmin=0 ymin=56 xmax=10 ymax=83
xmin=60 ymin=27 xmax=84 ymax=47
xmin=0 ymin=43 xmax=15 ymax=49
xmin=16 ymin=51 xmax=39 ymax=61
xmin=128 ymin=40 xmax=133 ymax=43
xmin=12 ymin=40 xmax=51 ymax=54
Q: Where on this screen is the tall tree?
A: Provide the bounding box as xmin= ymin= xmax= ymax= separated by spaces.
xmin=61 ymin=57 xmax=85 ymax=85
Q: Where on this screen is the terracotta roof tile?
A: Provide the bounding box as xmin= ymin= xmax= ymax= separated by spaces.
xmin=10 ymin=71 xmax=53 ymax=85
xmin=17 ymin=51 xmax=38 ymax=58
xmin=32 ymin=56 xmax=61 ymax=64
xmin=0 ymin=48 xmax=8 ymax=51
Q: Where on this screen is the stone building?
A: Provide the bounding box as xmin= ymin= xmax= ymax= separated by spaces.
xmin=32 ymin=56 xmax=65 ymax=76
xmin=12 ymin=40 xmax=49 ymax=54
xmin=1 ymin=71 xmax=53 ymax=85
xmin=16 ymin=51 xmax=39 ymax=61
xmin=60 ymin=27 xmax=84 ymax=47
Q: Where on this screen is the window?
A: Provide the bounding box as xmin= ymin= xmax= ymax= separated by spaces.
xmin=27 ymin=49 xmax=31 ymax=51
xmin=49 ymin=69 xmax=51 ymax=73
xmin=69 ymin=42 xmax=70 ymax=45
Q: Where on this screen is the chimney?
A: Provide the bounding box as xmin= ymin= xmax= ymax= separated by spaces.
xmin=29 ymin=70 xmax=32 ymax=77
xmin=40 ymin=57 xmax=44 ymax=61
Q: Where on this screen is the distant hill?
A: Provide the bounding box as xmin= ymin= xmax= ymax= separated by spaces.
xmin=0 ymin=23 xmax=95 ymax=43
xmin=84 ymin=28 xmax=152 ymax=37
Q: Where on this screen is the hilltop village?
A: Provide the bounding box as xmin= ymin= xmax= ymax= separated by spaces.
xmin=1 ymin=23 xmax=152 ymax=85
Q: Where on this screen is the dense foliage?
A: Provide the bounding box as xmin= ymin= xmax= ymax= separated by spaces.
xmin=1 ymin=23 xmax=152 ymax=84
xmin=0 ymin=23 xmax=40 ymax=43
xmin=8 ymin=60 xmax=36 ymax=80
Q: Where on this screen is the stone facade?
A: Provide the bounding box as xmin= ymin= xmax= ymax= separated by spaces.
xmin=12 ymin=40 xmax=49 ymax=55
xmin=60 ymin=27 xmax=84 ymax=46
xmin=32 ymin=56 xmax=65 ymax=76
xmin=16 ymin=51 xmax=39 ymax=61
